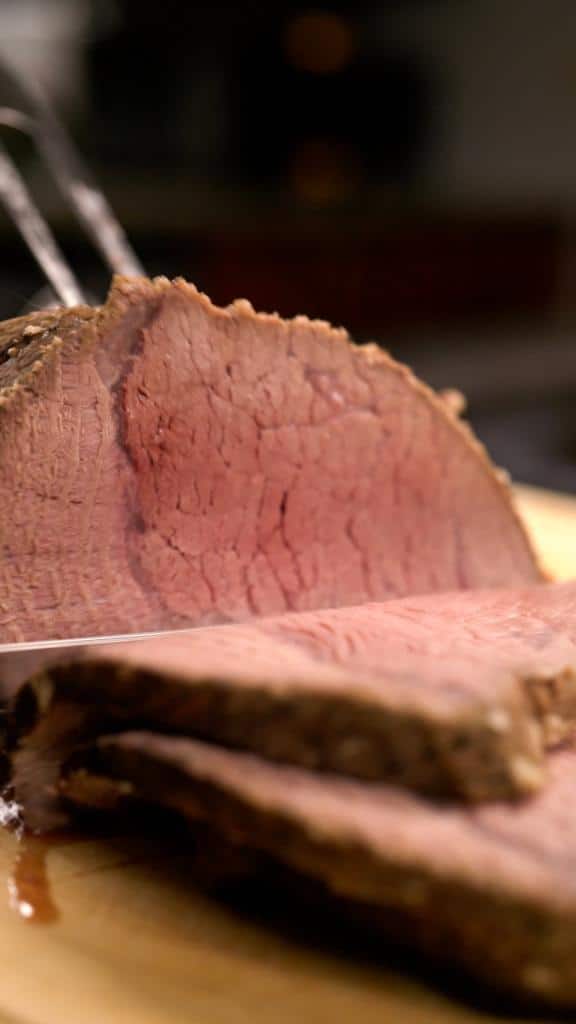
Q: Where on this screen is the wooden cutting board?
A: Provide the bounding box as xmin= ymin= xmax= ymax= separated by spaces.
xmin=0 ymin=483 xmax=573 ymax=1024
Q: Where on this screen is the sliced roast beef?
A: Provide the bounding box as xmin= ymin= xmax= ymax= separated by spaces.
xmin=9 ymin=580 xmax=576 ymax=820
xmin=63 ymin=734 xmax=576 ymax=1009
xmin=0 ymin=275 xmax=540 ymax=645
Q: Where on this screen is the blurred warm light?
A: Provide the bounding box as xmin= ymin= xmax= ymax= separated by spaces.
xmin=284 ymin=11 xmax=355 ymax=75
xmin=291 ymin=139 xmax=359 ymax=205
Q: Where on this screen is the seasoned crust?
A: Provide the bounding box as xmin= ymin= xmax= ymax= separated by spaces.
xmin=0 ymin=306 xmax=95 ymax=397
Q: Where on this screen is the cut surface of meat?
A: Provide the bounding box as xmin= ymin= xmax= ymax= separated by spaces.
xmin=10 ymin=580 xmax=576 ymax=814
xmin=0 ymin=275 xmax=540 ymax=644
xmin=64 ymin=733 xmax=576 ymax=1009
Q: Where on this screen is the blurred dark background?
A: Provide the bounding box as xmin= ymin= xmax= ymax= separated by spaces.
xmin=0 ymin=0 xmax=575 ymax=490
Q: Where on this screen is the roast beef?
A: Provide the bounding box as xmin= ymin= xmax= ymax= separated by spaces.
xmin=63 ymin=733 xmax=576 ymax=1009
xmin=10 ymin=580 xmax=576 ymax=821
xmin=0 ymin=275 xmax=540 ymax=645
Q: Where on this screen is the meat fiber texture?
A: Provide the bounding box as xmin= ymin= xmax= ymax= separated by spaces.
xmin=10 ymin=581 xmax=576 ymax=821
xmin=64 ymin=733 xmax=576 ymax=1009
xmin=0 ymin=275 xmax=541 ymax=645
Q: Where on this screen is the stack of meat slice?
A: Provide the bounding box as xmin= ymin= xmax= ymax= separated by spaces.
xmin=3 ymin=277 xmax=576 ymax=1008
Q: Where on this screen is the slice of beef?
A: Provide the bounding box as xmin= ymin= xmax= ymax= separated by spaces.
xmin=0 ymin=275 xmax=540 ymax=645
xmin=9 ymin=580 xmax=576 ymax=820
xmin=63 ymin=734 xmax=576 ymax=1009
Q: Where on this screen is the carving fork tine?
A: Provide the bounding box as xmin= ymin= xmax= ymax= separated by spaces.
xmin=0 ymin=55 xmax=143 ymax=308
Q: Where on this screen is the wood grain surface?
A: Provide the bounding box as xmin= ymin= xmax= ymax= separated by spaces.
xmin=0 ymin=484 xmax=572 ymax=1024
